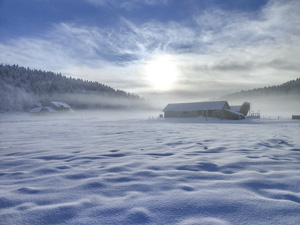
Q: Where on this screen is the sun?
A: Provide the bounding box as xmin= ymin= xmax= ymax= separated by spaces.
xmin=144 ymin=54 xmax=179 ymax=91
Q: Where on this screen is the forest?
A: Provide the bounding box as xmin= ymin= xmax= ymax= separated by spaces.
xmin=0 ymin=64 xmax=142 ymax=112
xmin=223 ymin=77 xmax=300 ymax=100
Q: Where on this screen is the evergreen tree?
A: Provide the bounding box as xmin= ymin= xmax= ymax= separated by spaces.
xmin=0 ymin=64 xmax=142 ymax=111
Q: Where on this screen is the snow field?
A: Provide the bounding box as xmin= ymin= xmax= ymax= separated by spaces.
xmin=0 ymin=114 xmax=300 ymax=224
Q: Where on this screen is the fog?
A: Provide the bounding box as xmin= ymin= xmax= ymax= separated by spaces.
xmin=43 ymin=94 xmax=148 ymax=110
xmin=71 ymin=109 xmax=160 ymax=121
xmin=1 ymin=86 xmax=298 ymax=121
xmin=225 ymin=95 xmax=300 ymax=119
xmin=0 ymin=89 xmax=152 ymax=113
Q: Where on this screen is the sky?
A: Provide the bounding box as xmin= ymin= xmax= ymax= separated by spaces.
xmin=0 ymin=0 xmax=300 ymax=104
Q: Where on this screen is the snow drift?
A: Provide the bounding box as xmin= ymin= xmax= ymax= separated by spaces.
xmin=0 ymin=113 xmax=299 ymax=224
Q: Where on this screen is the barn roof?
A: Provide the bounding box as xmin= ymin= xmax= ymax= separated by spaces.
xmin=29 ymin=106 xmax=43 ymax=113
xmin=230 ymin=105 xmax=241 ymax=112
xmin=224 ymin=109 xmax=244 ymax=117
xmin=163 ymin=101 xmax=228 ymax=112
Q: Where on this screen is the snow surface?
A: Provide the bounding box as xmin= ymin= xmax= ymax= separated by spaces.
xmin=0 ymin=112 xmax=300 ymax=225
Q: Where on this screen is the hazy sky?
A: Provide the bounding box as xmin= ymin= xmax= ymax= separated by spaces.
xmin=1 ymin=0 xmax=300 ymax=103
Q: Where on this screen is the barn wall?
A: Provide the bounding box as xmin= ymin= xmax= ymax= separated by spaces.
xmin=212 ymin=110 xmax=223 ymax=118
xmin=164 ymin=111 xmax=181 ymax=118
xmin=164 ymin=111 xmax=198 ymax=118
xmin=164 ymin=110 xmax=224 ymax=118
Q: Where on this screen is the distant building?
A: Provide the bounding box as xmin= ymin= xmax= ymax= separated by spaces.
xmin=162 ymin=101 xmax=249 ymax=120
xmin=292 ymin=115 xmax=300 ymax=120
xmin=29 ymin=101 xmax=74 ymax=114
xmin=48 ymin=101 xmax=73 ymax=112
xmin=29 ymin=106 xmax=57 ymax=114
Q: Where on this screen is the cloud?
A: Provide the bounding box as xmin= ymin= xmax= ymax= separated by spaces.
xmin=42 ymin=20 xmax=198 ymax=65
xmin=0 ymin=0 xmax=300 ymax=104
xmin=86 ymin=0 xmax=170 ymax=10
xmin=0 ymin=38 xmax=74 ymax=71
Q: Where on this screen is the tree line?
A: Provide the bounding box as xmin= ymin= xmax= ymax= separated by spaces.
xmin=223 ymin=77 xmax=300 ymax=100
xmin=0 ymin=64 xmax=141 ymax=112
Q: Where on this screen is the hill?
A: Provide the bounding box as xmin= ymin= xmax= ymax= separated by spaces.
xmin=223 ymin=78 xmax=300 ymax=100
xmin=221 ymin=77 xmax=300 ymax=116
xmin=0 ymin=64 xmax=142 ymax=112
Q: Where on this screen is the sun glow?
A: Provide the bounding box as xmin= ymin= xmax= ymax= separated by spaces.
xmin=145 ymin=55 xmax=179 ymax=91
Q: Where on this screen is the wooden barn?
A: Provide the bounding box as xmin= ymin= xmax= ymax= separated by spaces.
xmin=162 ymin=101 xmax=246 ymax=120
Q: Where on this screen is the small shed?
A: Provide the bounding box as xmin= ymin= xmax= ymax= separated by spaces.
xmin=292 ymin=115 xmax=300 ymax=120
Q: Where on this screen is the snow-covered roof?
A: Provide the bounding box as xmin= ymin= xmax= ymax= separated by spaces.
xmin=225 ymin=109 xmax=244 ymax=117
xmin=29 ymin=107 xmax=43 ymax=113
xmin=230 ymin=105 xmax=241 ymax=112
xmin=29 ymin=106 xmax=57 ymax=113
xmin=50 ymin=101 xmax=71 ymax=109
xmin=163 ymin=101 xmax=228 ymax=112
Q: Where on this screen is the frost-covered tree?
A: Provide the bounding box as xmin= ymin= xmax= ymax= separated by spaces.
xmin=0 ymin=64 xmax=142 ymax=111
xmin=223 ymin=77 xmax=300 ymax=100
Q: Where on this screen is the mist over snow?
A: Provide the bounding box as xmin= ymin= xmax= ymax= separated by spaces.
xmin=0 ymin=113 xmax=300 ymax=224
xmin=221 ymin=78 xmax=300 ymax=118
